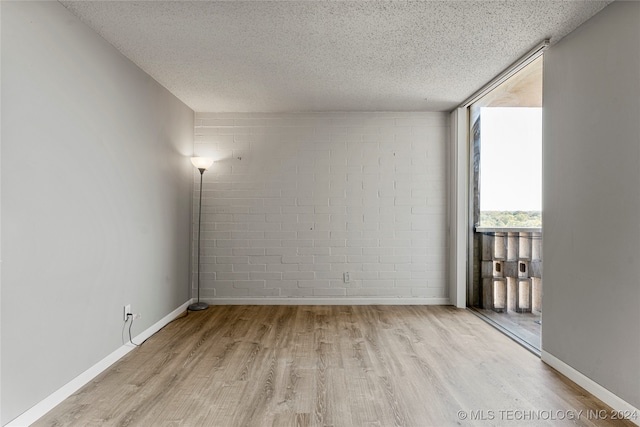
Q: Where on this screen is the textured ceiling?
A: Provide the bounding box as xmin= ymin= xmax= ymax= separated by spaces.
xmin=60 ymin=1 xmax=611 ymax=112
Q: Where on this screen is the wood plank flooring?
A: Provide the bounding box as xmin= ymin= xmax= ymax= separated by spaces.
xmin=34 ymin=306 xmax=635 ymax=426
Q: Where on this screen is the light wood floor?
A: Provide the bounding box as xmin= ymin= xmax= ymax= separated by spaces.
xmin=35 ymin=306 xmax=634 ymax=426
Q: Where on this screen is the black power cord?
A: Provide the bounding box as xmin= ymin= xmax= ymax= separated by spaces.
xmin=125 ymin=314 xmax=142 ymax=347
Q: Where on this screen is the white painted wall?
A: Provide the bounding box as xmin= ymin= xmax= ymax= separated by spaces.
xmin=193 ymin=112 xmax=449 ymax=303
xmin=542 ymin=1 xmax=640 ymax=409
xmin=1 ymin=2 xmax=193 ymax=424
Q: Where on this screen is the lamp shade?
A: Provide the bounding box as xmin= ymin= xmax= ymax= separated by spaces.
xmin=190 ymin=157 xmax=214 ymax=170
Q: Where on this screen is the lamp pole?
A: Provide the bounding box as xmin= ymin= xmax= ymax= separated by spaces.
xmin=189 ymin=157 xmax=213 ymax=311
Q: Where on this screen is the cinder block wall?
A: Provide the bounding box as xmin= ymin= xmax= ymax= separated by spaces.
xmin=192 ymin=112 xmax=448 ymax=303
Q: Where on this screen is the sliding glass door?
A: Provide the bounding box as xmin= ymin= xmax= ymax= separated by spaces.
xmin=468 ymin=57 xmax=543 ymax=353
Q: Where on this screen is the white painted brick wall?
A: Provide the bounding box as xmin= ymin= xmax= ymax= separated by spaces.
xmin=192 ymin=112 xmax=449 ymax=303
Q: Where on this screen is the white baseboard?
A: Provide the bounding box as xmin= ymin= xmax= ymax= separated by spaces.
xmin=542 ymin=350 xmax=640 ymax=426
xmin=202 ymin=297 xmax=451 ymax=305
xmin=6 ymin=300 xmax=193 ymax=427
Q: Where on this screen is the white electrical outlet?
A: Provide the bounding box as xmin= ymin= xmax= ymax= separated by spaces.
xmin=343 ymin=272 xmax=350 ymax=283
xmin=123 ymin=304 xmax=131 ymax=321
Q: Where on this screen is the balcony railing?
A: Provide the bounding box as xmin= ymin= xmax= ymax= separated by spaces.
xmin=475 ymin=227 xmax=542 ymax=313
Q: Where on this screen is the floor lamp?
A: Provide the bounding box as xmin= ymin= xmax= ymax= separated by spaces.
xmin=189 ymin=156 xmax=214 ymax=311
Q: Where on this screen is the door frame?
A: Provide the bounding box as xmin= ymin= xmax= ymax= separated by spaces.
xmin=448 ymin=40 xmax=549 ymax=309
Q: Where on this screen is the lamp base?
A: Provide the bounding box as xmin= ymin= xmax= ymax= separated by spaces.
xmin=188 ymin=301 xmax=209 ymax=311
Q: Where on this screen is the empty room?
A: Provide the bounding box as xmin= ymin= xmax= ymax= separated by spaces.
xmin=1 ymin=1 xmax=639 ymax=426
